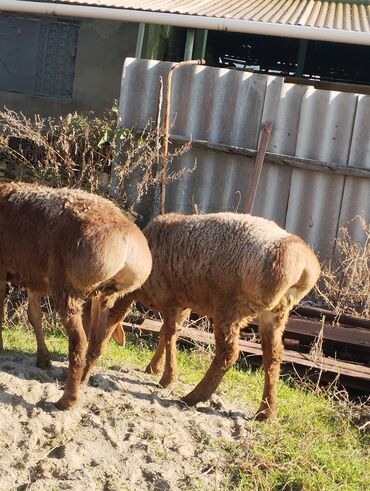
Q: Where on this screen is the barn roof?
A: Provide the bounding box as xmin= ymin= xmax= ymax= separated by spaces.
xmin=41 ymin=0 xmax=370 ymax=33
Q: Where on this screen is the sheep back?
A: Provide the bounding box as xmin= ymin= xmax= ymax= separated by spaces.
xmin=0 ymin=182 xmax=150 ymax=294
xmin=140 ymin=213 xmax=319 ymax=315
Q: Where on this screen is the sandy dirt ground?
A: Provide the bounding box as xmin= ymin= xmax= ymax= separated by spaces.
xmin=0 ymin=351 xmax=252 ymax=491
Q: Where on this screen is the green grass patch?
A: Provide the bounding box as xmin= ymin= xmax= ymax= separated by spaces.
xmin=2 ymin=324 xmax=369 ymax=491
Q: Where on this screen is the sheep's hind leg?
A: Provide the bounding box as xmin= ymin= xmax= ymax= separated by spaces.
xmin=55 ymin=295 xmax=87 ymax=410
xmin=256 ymin=308 xmax=289 ymax=421
xmin=182 ymin=312 xmax=242 ymax=406
xmin=27 ymin=290 xmax=51 ymax=369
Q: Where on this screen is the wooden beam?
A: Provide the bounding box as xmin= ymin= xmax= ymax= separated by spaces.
xmin=244 ymin=122 xmax=273 ymax=213
xmin=123 ymin=318 xmax=370 ymax=390
xmin=242 ymin=317 xmax=370 ymax=351
xmin=294 ymin=305 xmax=370 ymax=329
xmin=282 ymin=317 xmax=370 ymax=351
xmin=170 ymin=135 xmax=370 ymax=179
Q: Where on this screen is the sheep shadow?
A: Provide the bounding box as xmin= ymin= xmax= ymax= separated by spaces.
xmin=0 ymin=349 xmax=67 ymax=383
xmin=0 ymin=389 xmax=37 ymax=414
xmin=110 ymin=373 xmax=250 ymax=420
xmin=0 ymin=351 xmax=251 ymax=421
xmin=125 ymin=386 xmax=251 ymax=421
xmin=0 ymin=389 xmax=61 ymax=414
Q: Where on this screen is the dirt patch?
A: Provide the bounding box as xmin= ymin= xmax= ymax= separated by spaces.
xmin=0 ymin=352 xmax=252 ymax=490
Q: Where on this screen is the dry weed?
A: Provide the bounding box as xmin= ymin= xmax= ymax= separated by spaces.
xmin=0 ymin=105 xmax=193 ymax=327
xmin=315 ymin=216 xmax=369 ymax=320
xmin=0 ymin=105 xmax=191 ymax=214
xmin=4 ymin=285 xmax=62 ymax=336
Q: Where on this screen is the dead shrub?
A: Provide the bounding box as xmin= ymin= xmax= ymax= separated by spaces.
xmin=0 ymin=105 xmax=193 ymax=327
xmin=0 ymin=105 xmax=191 ymax=213
xmin=314 ymin=216 xmax=369 ymax=320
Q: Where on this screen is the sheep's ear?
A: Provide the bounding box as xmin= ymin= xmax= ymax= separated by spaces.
xmin=112 ymin=324 xmax=125 ymax=347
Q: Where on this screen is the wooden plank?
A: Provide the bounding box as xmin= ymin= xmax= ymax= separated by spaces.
xmin=123 ymin=319 xmax=370 ymax=382
xmin=284 ymin=317 xmax=370 ymax=350
xmin=293 ymin=306 xmax=370 ymax=329
xmin=242 ymin=317 xmax=370 ymax=352
xmin=170 ymin=135 xmax=370 ymax=179
xmin=132 ymin=313 xmax=370 ymax=354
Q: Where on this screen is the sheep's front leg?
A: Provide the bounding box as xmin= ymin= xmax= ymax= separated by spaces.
xmin=157 ymin=312 xmax=178 ymax=388
xmin=146 ymin=308 xmax=189 ymax=387
xmin=27 ymin=290 xmax=51 ymax=369
xmin=145 ymin=323 xmax=166 ymax=375
xmin=256 ymin=309 xmax=288 ymax=421
xmin=55 ymin=296 xmax=87 ymax=410
xmin=0 ymin=280 xmax=6 ymax=352
xmin=182 ymin=314 xmax=241 ymax=406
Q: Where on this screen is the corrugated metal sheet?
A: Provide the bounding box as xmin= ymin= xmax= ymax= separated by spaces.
xmin=338 ymin=94 xmax=370 ymax=246
xmin=117 ymin=58 xmax=370 ymax=259
xmin=285 ymin=89 xmax=358 ymax=258
xmin=53 ymin=0 xmax=370 ymax=33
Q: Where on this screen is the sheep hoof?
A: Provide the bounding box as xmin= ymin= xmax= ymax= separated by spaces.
xmin=158 ymin=376 xmax=175 ymax=389
xmin=55 ymin=395 xmax=78 ymax=411
xmin=255 ymin=408 xmax=274 ymax=422
xmin=158 ymin=379 xmax=173 ymax=389
xmin=181 ymin=395 xmax=199 ymax=407
xmin=36 ymin=358 xmax=52 ymax=369
xmin=80 ymin=370 xmax=92 ymax=385
xmin=145 ymin=363 xmax=163 ymax=375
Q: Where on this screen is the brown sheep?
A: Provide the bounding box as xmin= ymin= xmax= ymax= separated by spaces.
xmin=0 ymin=182 xmax=152 ymax=409
xmin=111 ymin=212 xmax=320 ymax=420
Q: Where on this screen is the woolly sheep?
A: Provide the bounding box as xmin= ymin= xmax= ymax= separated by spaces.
xmin=114 ymin=212 xmax=320 ymax=420
xmin=0 ymin=182 xmax=152 ymax=409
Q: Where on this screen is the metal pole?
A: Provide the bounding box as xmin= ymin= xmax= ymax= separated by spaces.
xmin=244 ymin=122 xmax=273 ymax=214
xmin=184 ymin=29 xmax=195 ymax=60
xmin=135 ymin=23 xmax=146 ymax=58
xmin=160 ymin=58 xmax=205 ymax=214
xmin=3 ymin=3 xmax=370 ymax=47
xmin=296 ymin=39 xmax=308 ymax=78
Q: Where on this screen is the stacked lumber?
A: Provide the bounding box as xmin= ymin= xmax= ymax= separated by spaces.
xmin=123 ymin=312 xmax=370 ymax=393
